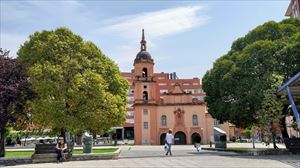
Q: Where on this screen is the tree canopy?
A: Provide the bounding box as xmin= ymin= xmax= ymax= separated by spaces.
xmin=17 ymin=27 xmax=129 ymax=135
xmin=202 ymin=18 xmax=300 ymax=128
xmin=0 ymin=49 xmax=31 ymax=157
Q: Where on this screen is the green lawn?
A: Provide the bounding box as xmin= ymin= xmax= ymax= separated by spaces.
xmin=4 ymin=148 xmax=118 ymax=158
xmin=5 ymin=151 xmax=34 ymax=158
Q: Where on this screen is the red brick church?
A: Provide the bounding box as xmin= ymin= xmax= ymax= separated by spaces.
xmin=121 ymin=30 xmax=235 ymax=145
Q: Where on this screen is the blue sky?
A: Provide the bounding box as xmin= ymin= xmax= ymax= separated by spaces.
xmin=1 ymin=1 xmax=290 ymax=79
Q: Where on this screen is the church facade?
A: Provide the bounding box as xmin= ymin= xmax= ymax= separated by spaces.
xmin=121 ymin=30 xmax=235 ymax=145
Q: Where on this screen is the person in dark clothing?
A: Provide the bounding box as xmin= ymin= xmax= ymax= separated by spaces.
xmin=194 ymin=136 xmax=201 ymax=152
xmin=56 ymin=138 xmax=67 ymax=162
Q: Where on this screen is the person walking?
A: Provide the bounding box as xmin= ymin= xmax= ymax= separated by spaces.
xmin=165 ymin=129 xmax=174 ymax=156
xmin=194 ymin=136 xmax=201 ymax=152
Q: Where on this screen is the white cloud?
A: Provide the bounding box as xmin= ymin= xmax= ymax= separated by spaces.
xmin=1 ymin=2 xmax=209 ymax=71
xmin=97 ymin=5 xmax=208 ymax=71
xmin=97 ymin=5 xmax=208 ymax=40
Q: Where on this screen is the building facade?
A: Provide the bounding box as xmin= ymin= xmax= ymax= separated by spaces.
xmin=285 ymin=0 xmax=300 ymax=18
xmin=121 ymin=30 xmax=234 ymax=145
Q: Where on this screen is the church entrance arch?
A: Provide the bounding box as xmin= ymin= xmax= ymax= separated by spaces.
xmin=160 ymin=133 xmax=166 ymax=145
xmin=174 ymin=131 xmax=186 ymax=145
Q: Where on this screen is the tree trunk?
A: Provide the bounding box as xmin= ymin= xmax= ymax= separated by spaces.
xmin=76 ymin=135 xmax=82 ymax=145
xmin=24 ymin=136 xmax=27 ymax=146
xmin=270 ymin=121 xmax=279 ymax=149
xmin=0 ymin=127 xmax=6 ymax=157
xmin=252 ymin=134 xmax=255 ymax=149
xmin=60 ymin=128 xmax=66 ymax=143
xmin=280 ymin=105 xmax=289 ymax=139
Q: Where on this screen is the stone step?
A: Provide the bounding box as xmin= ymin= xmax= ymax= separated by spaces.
xmin=32 ymin=158 xmax=57 ymax=164
xmin=32 ymin=153 xmax=57 ymax=159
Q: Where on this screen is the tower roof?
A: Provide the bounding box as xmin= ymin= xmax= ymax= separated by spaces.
xmin=134 ymin=29 xmax=154 ymax=65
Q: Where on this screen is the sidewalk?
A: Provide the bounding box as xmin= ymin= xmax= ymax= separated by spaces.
xmin=201 ymin=142 xmax=287 ymax=149
xmin=5 ymin=142 xmax=286 ymax=151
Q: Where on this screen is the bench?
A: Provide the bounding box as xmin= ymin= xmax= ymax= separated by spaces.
xmin=32 ymin=143 xmax=73 ymax=163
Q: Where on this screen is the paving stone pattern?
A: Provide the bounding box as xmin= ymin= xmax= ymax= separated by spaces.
xmin=4 ymin=145 xmax=300 ymax=168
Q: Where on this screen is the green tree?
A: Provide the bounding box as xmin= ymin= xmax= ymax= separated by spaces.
xmin=18 ymin=28 xmax=128 ymax=138
xmin=241 ymin=128 xmax=253 ymax=139
xmin=256 ymin=74 xmax=283 ymax=148
xmin=0 ymin=49 xmax=31 ymax=157
xmin=203 ymin=19 xmax=300 ymax=132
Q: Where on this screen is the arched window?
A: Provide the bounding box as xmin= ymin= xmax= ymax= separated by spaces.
xmin=161 ymin=115 xmax=167 ymax=126
xmin=142 ymin=68 xmax=148 ymax=77
xmin=192 ymin=115 xmax=198 ymax=126
xmin=143 ymin=91 xmax=148 ymax=100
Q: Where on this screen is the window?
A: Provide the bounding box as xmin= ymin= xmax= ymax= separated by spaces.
xmin=143 ymin=91 xmax=148 ymax=100
xmin=293 ymin=0 xmax=299 ymax=18
xmin=192 ymin=96 xmax=204 ymax=101
xmin=144 ymin=122 xmax=148 ymax=129
xmin=143 ymin=109 xmax=148 ymax=115
xmin=127 ymin=97 xmax=134 ymax=101
xmin=161 ymin=115 xmax=167 ymax=126
xmin=184 ymin=89 xmax=193 ymax=94
xmin=160 ymin=90 xmax=168 ymax=94
xmin=126 ymin=119 xmax=134 ymax=124
xmin=293 ymin=6 xmax=299 ymax=18
xmin=193 ymin=89 xmax=202 ymax=94
xmin=144 ymin=85 xmax=147 ymax=89
xmin=192 ymin=115 xmax=198 ymax=126
xmin=128 ymin=89 xmax=134 ymax=94
xmin=127 ymin=104 xmax=134 ymax=108
xmin=142 ymin=68 xmax=148 ymax=77
xmin=214 ymin=119 xmax=220 ymax=126
xmin=126 ymin=111 xmax=134 ymax=116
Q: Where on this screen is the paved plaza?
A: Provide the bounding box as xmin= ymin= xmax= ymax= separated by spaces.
xmin=5 ymin=145 xmax=300 ymax=168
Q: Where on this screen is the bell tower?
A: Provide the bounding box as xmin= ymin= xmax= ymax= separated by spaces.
xmin=133 ymin=29 xmax=156 ymax=102
xmin=133 ymin=29 xmax=154 ymax=78
xmin=133 ymin=29 xmax=157 ymax=145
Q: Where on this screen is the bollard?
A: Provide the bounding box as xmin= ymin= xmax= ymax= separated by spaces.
xmin=210 ymin=141 xmax=212 ymax=148
xmin=114 ymin=139 xmax=117 ymax=146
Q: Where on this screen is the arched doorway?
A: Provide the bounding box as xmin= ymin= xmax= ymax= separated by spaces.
xmin=174 ymin=131 xmax=186 ymax=145
xmin=191 ymin=133 xmax=201 ymax=144
xmin=160 ymin=133 xmax=166 ymax=145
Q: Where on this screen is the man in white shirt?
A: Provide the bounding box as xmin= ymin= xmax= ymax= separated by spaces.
xmin=165 ymin=129 xmax=174 ymax=156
